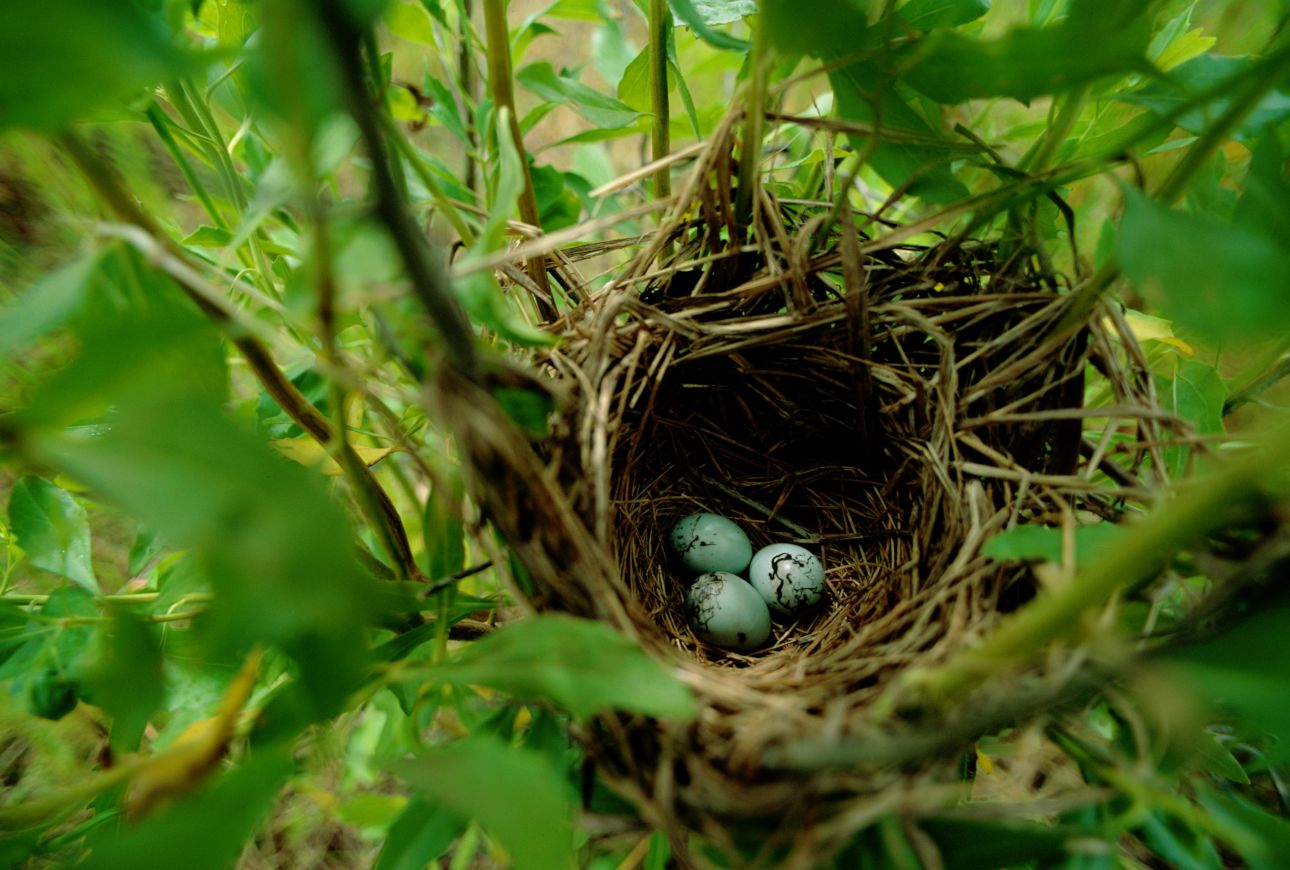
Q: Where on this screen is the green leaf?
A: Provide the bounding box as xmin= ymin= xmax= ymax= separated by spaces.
xmin=423 ymin=614 xmax=697 ymax=721
xmin=1233 ymin=127 xmax=1290 ymax=242
xmin=765 ymin=0 xmax=868 ymax=58
xmin=84 ymin=749 xmax=293 ymax=870
xmin=376 ymin=797 xmax=466 ymax=870
xmin=1138 ymin=810 xmax=1222 ymax=870
xmin=0 ymin=252 xmax=100 ymax=356
xmin=392 ymin=734 xmax=573 ymax=870
xmin=180 ymin=226 xmax=234 ymax=248
xmin=493 ymin=386 xmax=554 ymax=437
xmin=1117 ymin=187 xmax=1290 ymax=344
xmin=34 ymin=394 xmax=378 ymax=717
xmin=385 ymin=0 xmax=437 ymax=43
xmin=1122 ymin=56 xmax=1290 ymax=141
xmin=896 ymin=0 xmax=991 ymax=31
xmin=422 ymin=475 xmax=465 ymax=582
xmin=1196 ymin=785 xmax=1290 ymax=869
xmin=902 ymin=4 xmax=1153 ymax=103
xmin=1161 ymin=596 xmax=1290 ymax=761
xmin=829 ymin=62 xmax=971 ymax=203
xmin=0 ymin=0 xmax=194 ymax=132
xmin=668 ymin=0 xmax=752 ymax=51
xmin=516 ymin=62 xmax=646 ymax=130
xmin=982 ymin=523 xmax=1125 ymax=567
xmin=920 ymin=817 xmax=1074 ymax=870
xmin=7 ymin=476 xmax=99 ymax=594
xmin=85 ymin=610 xmax=164 ymax=751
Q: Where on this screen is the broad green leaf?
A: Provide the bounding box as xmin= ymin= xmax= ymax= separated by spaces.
xmin=1197 ymin=786 xmax=1290 ymax=869
xmin=516 ymin=62 xmax=646 ymax=130
xmin=35 ymin=395 xmax=378 ymax=716
xmin=919 ymin=817 xmax=1074 ymax=870
xmin=896 ymin=0 xmax=991 ymax=31
xmin=7 ymin=476 xmax=99 ymax=594
xmin=0 ymin=253 xmax=100 ymax=355
xmin=1155 ymin=28 xmax=1216 ymax=72
xmin=669 ymin=0 xmax=752 ymax=51
xmin=1122 ymin=56 xmax=1290 ymax=141
xmin=765 ymin=0 xmax=868 ymax=58
xmin=0 ymin=0 xmax=193 ymax=132
xmin=493 ymin=386 xmax=555 ymax=437
xmin=981 ymin=523 xmax=1124 ymax=567
xmin=829 ymin=62 xmax=970 ymax=203
xmin=392 ymin=734 xmax=573 ymax=870
xmin=617 ymin=48 xmax=651 ymax=111
xmin=457 ymin=272 xmax=558 ymax=347
xmin=902 ymin=5 xmax=1152 ymax=104
xmin=1118 ymin=187 xmax=1290 ymax=344
xmin=84 ymin=749 xmax=293 ymax=870
xmin=376 ymin=797 xmax=466 ymax=870
xmin=421 ymin=474 xmax=465 ymax=582
xmin=423 ymin=614 xmax=697 ymax=721
xmin=1233 ymin=128 xmax=1290 ymax=243
xmin=531 ymin=164 xmax=582 ymax=232
xmin=1161 ymin=597 xmax=1290 ymax=761
xmin=85 ymin=610 xmax=164 ymax=751
xmin=386 ymin=0 xmax=437 ymax=44
xmin=180 ymin=226 xmax=234 ymax=248
xmin=1138 ymin=810 xmax=1223 ymax=870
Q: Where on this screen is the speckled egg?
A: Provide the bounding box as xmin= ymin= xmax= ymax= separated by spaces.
xmin=669 ymin=512 xmax=753 ymax=575
xmin=748 ymin=543 xmax=825 ymax=616
xmin=685 ymin=572 xmax=772 ymax=651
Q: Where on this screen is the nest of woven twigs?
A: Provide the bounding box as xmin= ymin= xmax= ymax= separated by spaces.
xmin=437 ymin=113 xmax=1188 ymax=863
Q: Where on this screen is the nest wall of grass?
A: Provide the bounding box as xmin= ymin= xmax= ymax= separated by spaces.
xmin=450 ymin=115 xmax=1189 ymax=857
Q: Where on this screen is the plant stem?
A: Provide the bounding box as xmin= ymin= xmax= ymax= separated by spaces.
xmin=916 ymin=422 xmax=1290 ymax=703
xmin=480 ymin=0 xmax=555 ymax=318
xmin=648 ymin=0 xmax=671 ymax=201
xmin=320 ymin=5 xmax=482 ymax=383
xmin=735 ymin=12 xmax=769 ymax=230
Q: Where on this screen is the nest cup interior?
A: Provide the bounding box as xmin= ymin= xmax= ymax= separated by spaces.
xmin=605 ymin=244 xmax=1082 ymax=685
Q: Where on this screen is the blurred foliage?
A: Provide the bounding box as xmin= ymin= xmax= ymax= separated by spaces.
xmin=0 ymin=0 xmax=1288 ymax=866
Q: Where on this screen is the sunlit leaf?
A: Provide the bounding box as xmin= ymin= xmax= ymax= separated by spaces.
xmin=7 ymin=476 xmax=98 ymax=594
xmin=982 ymin=523 xmax=1125 ymax=567
xmin=1118 ymin=187 xmax=1290 ymax=344
xmin=516 ymin=62 xmax=646 ymax=130
xmin=669 ymin=0 xmax=752 ymax=51
xmin=422 ymin=614 xmax=697 ymax=721
xmin=270 ymin=437 xmax=396 ymax=475
xmin=392 ymin=734 xmax=573 ymax=870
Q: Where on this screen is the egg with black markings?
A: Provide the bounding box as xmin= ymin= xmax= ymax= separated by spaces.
xmin=685 ymin=572 xmax=771 ymax=652
xmin=669 ymin=512 xmax=752 ymax=575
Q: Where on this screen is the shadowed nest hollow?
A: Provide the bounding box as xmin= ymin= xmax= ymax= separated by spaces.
xmin=447 ymin=116 xmax=1185 ymax=861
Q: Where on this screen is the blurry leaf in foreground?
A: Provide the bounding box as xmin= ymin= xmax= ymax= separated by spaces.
xmin=1197 ymin=785 xmax=1290 ymax=870
xmin=86 ymin=747 xmax=292 ymax=870
xmin=919 ymin=817 xmax=1075 ymax=870
xmin=982 ymin=523 xmax=1125 ymax=567
xmin=1118 ymin=187 xmax=1290 ymax=344
xmin=0 ymin=253 xmax=100 ymax=355
xmin=84 ymin=610 xmax=164 ymax=752
xmin=7 ymin=476 xmax=99 ymax=594
xmin=0 ymin=0 xmax=196 ymax=133
xmin=35 ymin=395 xmax=377 ymax=715
xmin=764 ymin=0 xmax=867 ymax=59
xmin=392 ymin=734 xmax=572 ymax=870
xmin=422 ymin=614 xmax=697 ymax=721
xmin=1122 ymin=55 xmax=1290 ymax=141
xmin=376 ymin=796 xmax=466 ymax=870
xmin=896 ymin=0 xmax=991 ymax=32
xmin=1158 ymin=596 xmax=1290 ymax=762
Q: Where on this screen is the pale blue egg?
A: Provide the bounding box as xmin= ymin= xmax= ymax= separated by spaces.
xmin=669 ymin=512 xmax=752 ymax=574
xmin=685 ymin=572 xmax=772 ymax=651
xmin=748 ymin=543 xmax=825 ymax=616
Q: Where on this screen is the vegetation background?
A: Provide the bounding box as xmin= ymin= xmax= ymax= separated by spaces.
xmin=1 ymin=0 xmax=1290 ymax=867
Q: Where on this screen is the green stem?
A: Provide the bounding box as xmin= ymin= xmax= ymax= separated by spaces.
xmin=734 ymin=12 xmax=769 ymax=230
xmin=1020 ymin=84 xmax=1089 ymax=173
xmin=648 ymin=0 xmax=671 ymax=201
xmin=320 ymin=4 xmax=481 ymax=382
xmin=382 ymin=112 xmax=478 ymax=244
xmin=146 ymin=103 xmax=227 ymax=229
xmin=480 ymin=0 xmax=554 ymax=316
xmin=917 ymin=422 xmax=1290 ymax=703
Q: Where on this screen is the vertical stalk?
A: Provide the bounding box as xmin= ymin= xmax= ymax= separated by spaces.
xmin=480 ymin=0 xmax=555 ymax=318
xmin=648 ymin=0 xmax=671 ymax=201
xmin=459 ymin=0 xmax=480 ymax=194
xmin=734 ymin=12 xmax=769 ymax=231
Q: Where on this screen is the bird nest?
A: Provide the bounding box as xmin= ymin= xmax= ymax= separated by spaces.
xmin=436 ymin=116 xmax=1186 ymax=864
